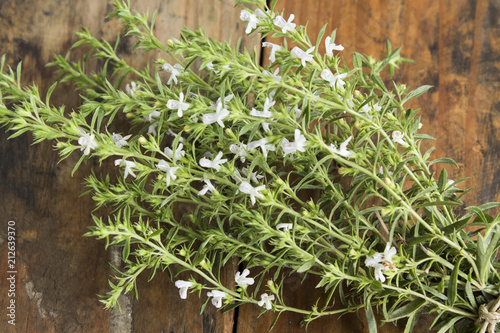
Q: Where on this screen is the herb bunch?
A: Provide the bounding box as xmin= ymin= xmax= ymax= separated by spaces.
xmin=1 ymin=0 xmax=500 ymax=332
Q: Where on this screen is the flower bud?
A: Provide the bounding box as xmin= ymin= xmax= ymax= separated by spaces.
xmin=354 ymin=121 xmax=361 ymax=129
xmin=385 ymin=113 xmax=397 ymax=121
xmin=178 ymin=248 xmax=187 ymax=257
xmin=125 ymin=112 xmax=134 ymax=118
xmin=381 ymin=207 xmax=392 ymax=216
xmin=353 ymin=90 xmax=362 ymax=99
xmin=138 ymin=136 xmax=148 ymax=145
xmin=225 ymin=128 xmax=234 ymax=137
xmin=338 ymin=118 xmax=345 ymax=126
xmin=167 ymin=39 xmax=175 ymax=47
xmin=384 ymin=177 xmax=395 ymax=189
xmin=154 ymin=101 xmax=162 ymax=108
xmin=183 ymin=125 xmax=191 ymax=133
xmin=418 ymin=122 xmax=423 ymax=129
xmin=302 ymin=210 xmax=309 ymax=216
xmin=266 ymin=280 xmax=277 ymax=293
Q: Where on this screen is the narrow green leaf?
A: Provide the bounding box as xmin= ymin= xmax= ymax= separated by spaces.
xmin=365 ymin=293 xmax=378 ymax=333
xmin=429 ymin=157 xmax=459 ymax=168
xmin=415 ymin=201 xmax=462 ymax=209
xmin=296 ymin=260 xmax=315 ymax=273
xmin=404 ymin=309 xmax=421 ymax=333
xmin=122 ymin=238 xmax=130 ymax=262
xmin=269 ymin=311 xmax=283 ymax=331
xmin=441 ymin=218 xmax=470 ymax=235
xmin=414 ymin=133 xmax=436 ymax=140
xmin=315 ymin=24 xmax=328 ymax=50
xmin=401 ymin=85 xmax=432 ymax=105
xmin=465 ymin=273 xmax=477 ymax=309
xmin=436 ymin=316 xmax=461 ymax=333
xmin=447 ymin=257 xmax=462 ymax=306
xmin=388 ymin=298 xmax=426 ymax=321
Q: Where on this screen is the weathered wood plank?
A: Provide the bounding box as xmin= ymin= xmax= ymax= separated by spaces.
xmin=1 ymin=0 xmax=499 ymax=332
xmin=0 ymin=0 xmax=257 ymax=332
xmin=240 ymin=0 xmax=500 ymax=332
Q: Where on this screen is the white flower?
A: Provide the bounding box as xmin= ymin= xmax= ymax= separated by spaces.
xmin=174 ymin=280 xmax=194 ymax=299
xmin=392 ymin=130 xmax=409 ymax=147
xmin=198 ymin=179 xmax=216 ymax=196
xmin=112 ymin=133 xmax=131 ymax=148
xmin=164 ymin=143 xmax=185 ymax=162
xmin=229 ymin=143 xmax=248 ymax=162
xmin=156 ymin=160 xmax=179 ymax=186
xmin=361 ymin=103 xmax=381 ymax=121
xmin=263 ymin=68 xmax=282 ymax=82
xmin=199 ymin=151 xmax=227 ymax=171
xmin=162 ymin=63 xmax=184 ymax=84
xmin=239 ymin=181 xmax=265 ymax=205
xmin=248 ymin=137 xmax=276 ymax=158
xmin=361 ymin=104 xmax=373 ymax=121
xmin=78 ymin=129 xmax=98 ymax=155
xmin=274 ymin=14 xmax=296 ymax=33
xmin=207 ymin=290 xmax=227 ymax=308
xmin=276 ymin=223 xmax=293 ymax=231
xmin=262 ymin=42 xmax=283 ymax=63
xmin=202 ymin=100 xmax=230 ymax=128
xmin=365 ymin=243 xmax=397 ymax=283
xmin=292 ymin=105 xmax=302 ymax=118
xmin=210 ymin=94 xmax=234 ymax=109
xmin=258 ymin=293 xmax=275 ymax=310
xmin=373 ymin=263 xmax=388 ymax=283
xmin=206 ymin=62 xmax=220 ymax=74
xmin=242 ymin=167 xmax=264 ymax=184
xmin=381 ymin=243 xmax=397 ymax=263
xmin=379 ymin=166 xmax=393 ymax=176
xmin=281 ymin=129 xmax=307 ymax=157
xmin=325 ymin=35 xmax=344 ymax=57
xmin=250 ymin=97 xmax=275 ymax=118
xmin=291 ymin=46 xmax=315 ymax=66
xmin=320 ymin=69 xmax=347 ymax=88
xmin=146 ymin=110 xmax=161 ymax=136
xmin=114 ymin=159 xmax=137 ymax=179
xmin=234 ymin=269 xmax=255 ymax=289
xmin=125 ymin=81 xmax=138 ymax=95
xmin=167 ymin=92 xmax=190 ymax=117
xmin=147 ymin=110 xmax=161 ymax=122
xmin=328 ymin=136 xmax=353 ymax=158
xmin=240 ymin=9 xmax=260 ymax=34
xmin=231 ymin=169 xmax=244 ymax=184
xmin=167 ymin=129 xmax=184 ymax=143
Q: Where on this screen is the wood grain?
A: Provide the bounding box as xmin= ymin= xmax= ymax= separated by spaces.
xmin=0 ymin=0 xmax=258 ymax=332
xmin=0 ymin=0 xmax=499 ymax=332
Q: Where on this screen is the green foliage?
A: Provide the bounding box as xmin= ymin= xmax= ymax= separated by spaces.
xmin=1 ymin=1 xmax=500 ymax=332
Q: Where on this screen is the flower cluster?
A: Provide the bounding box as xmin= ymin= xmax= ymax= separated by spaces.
xmin=364 ymin=243 xmax=397 ymax=283
xmin=1 ymin=0 xmax=494 ymax=331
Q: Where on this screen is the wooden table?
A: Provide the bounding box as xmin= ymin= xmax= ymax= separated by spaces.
xmin=0 ymin=0 xmax=498 ymax=331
